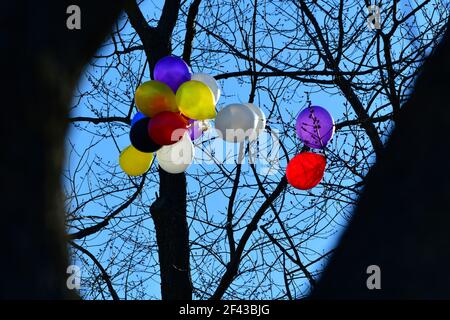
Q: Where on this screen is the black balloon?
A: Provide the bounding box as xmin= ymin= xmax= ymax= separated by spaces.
xmin=130 ymin=118 xmax=161 ymax=153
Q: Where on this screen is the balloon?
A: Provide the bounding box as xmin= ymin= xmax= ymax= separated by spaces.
xmin=176 ymin=80 xmax=216 ymax=120
xmin=147 ymin=111 xmax=188 ymax=146
xmin=191 ymin=73 xmax=221 ymax=104
xmin=135 ymin=80 xmax=177 ymax=118
xmin=119 ymin=145 xmax=153 ymax=176
xmin=215 ymin=103 xmax=258 ymax=143
xmin=188 ymin=119 xmax=209 ymax=140
xmin=131 ymin=111 xmax=146 ymax=127
xmin=154 ymin=56 xmax=192 ymax=93
xmin=244 ymin=103 xmax=266 ymax=141
xmin=157 ymin=133 xmax=194 ymax=174
xmin=188 ymin=119 xmax=202 ymax=140
xmin=130 ymin=117 xmax=162 ymax=153
xmin=296 ymin=105 xmax=334 ymax=149
xmin=286 ymin=152 xmax=326 ymax=190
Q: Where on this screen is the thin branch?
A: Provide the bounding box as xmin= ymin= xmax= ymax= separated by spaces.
xmin=68 ymin=175 xmax=146 ymax=239
xmin=210 ymin=176 xmax=288 ymax=300
xmin=69 ymin=116 xmax=130 ymax=125
xmin=70 ymin=241 xmax=120 ymax=300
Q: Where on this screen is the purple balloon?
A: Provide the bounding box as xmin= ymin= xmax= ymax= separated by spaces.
xmin=188 ymin=119 xmax=203 ymax=140
xmin=131 ymin=111 xmax=146 ymax=127
xmin=296 ymin=106 xmax=334 ymax=149
xmin=153 ymin=56 xmax=191 ymax=93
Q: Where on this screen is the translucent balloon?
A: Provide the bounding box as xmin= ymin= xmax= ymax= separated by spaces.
xmin=176 ymin=80 xmax=216 ymax=120
xmin=188 ymin=119 xmax=202 ymax=140
xmin=119 ymin=145 xmax=154 ymax=176
xmin=147 ymin=111 xmax=188 ymax=146
xmin=244 ymin=103 xmax=266 ymax=141
xmin=156 ymin=133 xmax=194 ymax=174
xmin=130 ymin=117 xmax=161 ymax=153
xmin=215 ymin=103 xmax=258 ymax=143
xmin=154 ymin=56 xmax=192 ymax=93
xmin=191 ymin=73 xmax=221 ymax=104
xmin=188 ymin=119 xmax=209 ymax=140
xmin=286 ymin=152 xmax=326 ymax=190
xmin=295 ymin=105 xmax=334 ymax=149
xmin=135 ymin=80 xmax=178 ymax=118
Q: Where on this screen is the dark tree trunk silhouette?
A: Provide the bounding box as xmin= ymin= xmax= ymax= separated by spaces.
xmin=312 ymin=22 xmax=450 ymax=299
xmin=0 ymin=0 xmax=123 ymax=298
xmin=151 ymin=170 xmax=192 ymax=300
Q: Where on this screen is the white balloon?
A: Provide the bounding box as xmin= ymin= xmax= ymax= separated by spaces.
xmin=244 ymin=103 xmax=266 ymax=141
xmin=215 ymin=104 xmax=258 ymax=143
xmin=191 ymin=73 xmax=221 ymax=104
xmin=156 ymin=133 xmax=194 ymax=174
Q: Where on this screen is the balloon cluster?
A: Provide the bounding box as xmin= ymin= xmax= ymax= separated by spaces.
xmin=286 ymin=105 xmax=334 ymax=190
xmin=119 ymin=56 xmax=220 ymax=176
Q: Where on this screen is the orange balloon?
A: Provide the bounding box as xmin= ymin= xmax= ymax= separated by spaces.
xmin=135 ymin=81 xmax=178 ymax=118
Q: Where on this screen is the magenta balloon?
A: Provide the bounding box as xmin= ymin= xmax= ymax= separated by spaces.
xmin=153 ymin=56 xmax=191 ymax=93
xmin=188 ymin=119 xmax=203 ymax=140
xmin=295 ymin=106 xmax=334 ymax=149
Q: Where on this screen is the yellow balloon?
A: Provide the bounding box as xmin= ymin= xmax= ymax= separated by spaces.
xmin=176 ymin=80 xmax=216 ymax=120
xmin=119 ymin=145 xmax=153 ymax=176
xmin=135 ymin=81 xmax=178 ymax=118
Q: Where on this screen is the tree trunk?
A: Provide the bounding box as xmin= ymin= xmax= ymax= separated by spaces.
xmin=0 ymin=0 xmax=123 ymax=298
xmin=312 ymin=23 xmax=450 ymax=299
xmin=151 ymin=170 xmax=192 ymax=300
xmin=125 ymin=0 xmax=192 ymax=300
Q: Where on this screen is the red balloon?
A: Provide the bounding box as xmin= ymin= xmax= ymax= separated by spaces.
xmin=147 ymin=111 xmax=188 ymax=146
xmin=286 ymin=152 xmax=326 ymax=190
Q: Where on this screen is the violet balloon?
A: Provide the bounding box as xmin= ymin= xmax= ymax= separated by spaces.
xmin=188 ymin=119 xmax=203 ymax=140
xmin=153 ymin=56 xmax=192 ymax=93
xmin=295 ymin=106 xmax=334 ymax=149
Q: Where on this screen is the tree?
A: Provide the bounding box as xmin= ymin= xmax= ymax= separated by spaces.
xmin=65 ymin=0 xmax=448 ymax=300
